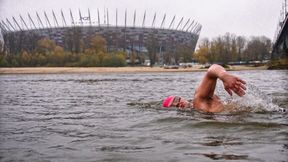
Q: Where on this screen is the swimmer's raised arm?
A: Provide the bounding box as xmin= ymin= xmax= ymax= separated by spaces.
xmin=192 ymin=64 xmax=247 ymax=112
xmin=163 ymin=64 xmax=246 ymax=112
xmin=195 ymin=64 xmax=246 ymax=99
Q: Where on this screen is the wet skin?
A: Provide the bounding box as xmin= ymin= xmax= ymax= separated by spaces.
xmin=171 ymin=64 xmax=246 ymax=113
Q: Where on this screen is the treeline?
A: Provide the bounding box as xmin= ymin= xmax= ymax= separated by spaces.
xmin=193 ymin=33 xmax=272 ymax=64
xmin=0 ymin=36 xmax=126 ymax=67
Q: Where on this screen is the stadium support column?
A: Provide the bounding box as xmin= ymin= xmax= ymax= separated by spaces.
xmin=190 ymin=22 xmax=198 ymax=33
xmin=103 ymin=8 xmax=106 ymax=25
xmin=88 ymin=8 xmax=92 ymax=26
xmin=192 ymin=24 xmax=201 ymax=46
xmin=132 ymin=10 xmax=136 ymax=58
xmin=36 ymin=12 xmax=45 ymax=29
xmin=28 ymin=13 xmax=37 ymax=30
xmin=196 ymin=25 xmax=202 ymax=35
xmin=106 ymin=8 xmax=109 ymax=51
xmin=61 ymin=10 xmax=67 ymax=27
xmin=44 ymin=11 xmax=53 ymax=38
xmin=52 ymin=10 xmax=59 ymax=27
xmin=1 ymin=21 xmax=11 ymax=32
xmin=186 ymin=20 xmax=194 ymax=32
xmin=124 ymin=9 xmax=127 ymax=52
xmin=107 ymin=8 xmax=109 ymax=27
xmin=169 ymin=15 xmax=175 ymax=29
xmin=97 ymin=9 xmax=100 ymax=27
xmin=6 ymin=19 xmax=16 ymax=31
xmin=79 ymin=9 xmax=83 ymax=26
xmin=160 ymin=14 xmax=166 ymax=29
xmin=70 ymin=9 xmax=75 ymax=26
xmin=44 ymin=11 xmax=52 ymax=28
xmin=44 ymin=11 xmax=52 ymax=36
xmin=0 ymin=22 xmax=4 ymax=32
xmin=182 ymin=18 xmax=190 ymax=31
xmin=141 ymin=11 xmax=146 ymax=62
xmin=20 ymin=15 xmax=29 ymax=30
xmin=192 ymin=24 xmax=200 ymax=34
xmin=0 ymin=25 xmax=7 ymax=53
xmin=115 ymin=8 xmax=119 ymax=50
xmin=124 ymin=9 xmax=127 ymax=28
xmin=142 ymin=11 xmax=146 ymax=28
xmin=152 ymin=12 xmax=156 ymax=28
xmin=116 ymin=9 xmax=118 ymax=27
xmin=133 ymin=10 xmax=136 ymax=28
xmin=176 ymin=17 xmax=183 ymax=30
xmin=12 ymin=17 xmax=24 ymax=52
xmin=150 ymin=12 xmax=157 ymax=66
xmin=12 ymin=17 xmax=22 ymax=31
xmin=0 ymin=22 xmax=8 ymax=33
xmin=160 ymin=14 xmax=166 ymax=64
xmin=0 ymin=22 xmax=7 ymax=52
xmin=175 ymin=17 xmax=185 ymax=63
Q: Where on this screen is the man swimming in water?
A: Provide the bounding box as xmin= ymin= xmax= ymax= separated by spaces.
xmin=163 ymin=64 xmax=247 ymax=113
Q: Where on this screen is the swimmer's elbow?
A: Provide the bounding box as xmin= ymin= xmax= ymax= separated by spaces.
xmin=207 ymin=64 xmax=226 ymax=78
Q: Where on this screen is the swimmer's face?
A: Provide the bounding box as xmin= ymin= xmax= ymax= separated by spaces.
xmin=171 ymin=96 xmax=189 ymax=109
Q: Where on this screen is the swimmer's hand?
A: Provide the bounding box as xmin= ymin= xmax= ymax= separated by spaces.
xmin=219 ymin=72 xmax=246 ymax=97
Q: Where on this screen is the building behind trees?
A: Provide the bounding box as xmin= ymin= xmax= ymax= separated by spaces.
xmin=0 ymin=9 xmax=201 ymax=67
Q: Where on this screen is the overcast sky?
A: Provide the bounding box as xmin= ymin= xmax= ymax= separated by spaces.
xmin=0 ymin=0 xmax=284 ymax=41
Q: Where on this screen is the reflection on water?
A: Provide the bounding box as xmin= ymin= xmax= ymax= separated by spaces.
xmin=185 ymin=152 xmax=249 ymax=160
xmin=201 ymin=136 xmax=243 ymax=146
xmin=0 ymin=70 xmax=287 ymax=162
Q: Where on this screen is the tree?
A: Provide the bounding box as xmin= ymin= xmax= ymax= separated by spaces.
xmin=0 ymin=41 xmax=4 ymax=55
xmin=130 ymin=52 xmax=137 ymax=66
xmin=34 ymin=53 xmax=47 ymax=66
xmin=236 ymin=36 xmax=246 ymax=61
xmin=0 ymin=42 xmax=8 ymax=66
xmin=193 ymin=46 xmax=209 ymax=64
xmin=244 ymin=36 xmax=271 ymax=61
xmin=36 ymin=38 xmax=56 ymax=54
xmin=103 ymin=52 xmax=126 ymax=67
xmin=51 ymin=46 xmax=66 ymax=66
xmin=89 ymin=35 xmax=107 ymax=54
xmin=231 ymin=37 xmax=238 ymax=62
xmin=194 ymin=34 xmax=270 ymax=64
xmin=222 ymin=33 xmax=235 ymax=63
xmin=210 ymin=37 xmax=224 ymax=63
xmin=20 ymin=51 xmax=32 ymax=66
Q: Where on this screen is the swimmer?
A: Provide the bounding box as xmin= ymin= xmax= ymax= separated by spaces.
xmin=163 ymin=64 xmax=247 ymax=113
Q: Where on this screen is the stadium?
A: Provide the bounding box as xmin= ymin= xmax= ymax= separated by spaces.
xmin=0 ymin=9 xmax=201 ymax=65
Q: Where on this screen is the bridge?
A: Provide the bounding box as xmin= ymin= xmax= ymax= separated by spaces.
xmin=272 ymin=1 xmax=288 ymax=59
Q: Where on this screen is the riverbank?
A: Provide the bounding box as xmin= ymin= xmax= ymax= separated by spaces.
xmin=0 ymin=65 xmax=268 ymax=74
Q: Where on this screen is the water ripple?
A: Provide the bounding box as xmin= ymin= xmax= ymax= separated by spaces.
xmin=0 ymin=71 xmax=287 ymax=162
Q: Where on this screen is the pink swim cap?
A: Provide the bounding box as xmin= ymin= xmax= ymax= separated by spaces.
xmin=162 ymin=96 xmax=175 ymax=107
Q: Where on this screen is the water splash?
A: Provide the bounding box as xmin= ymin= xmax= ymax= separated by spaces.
xmin=128 ymin=83 xmax=286 ymax=114
xmin=218 ymin=83 xmax=285 ymax=113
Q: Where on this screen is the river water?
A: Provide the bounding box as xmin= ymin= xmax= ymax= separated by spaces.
xmin=0 ymin=70 xmax=287 ymax=162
